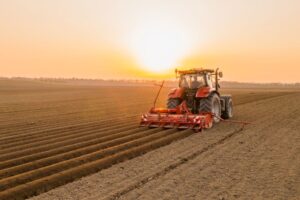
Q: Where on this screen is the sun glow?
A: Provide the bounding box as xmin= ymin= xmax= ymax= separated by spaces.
xmin=130 ymin=22 xmax=191 ymax=73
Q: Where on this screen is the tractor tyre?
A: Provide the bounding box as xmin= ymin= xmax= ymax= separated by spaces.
xmin=167 ymin=98 xmax=181 ymax=109
xmin=199 ymin=93 xmax=221 ymax=123
xmin=221 ymin=97 xmax=233 ymax=119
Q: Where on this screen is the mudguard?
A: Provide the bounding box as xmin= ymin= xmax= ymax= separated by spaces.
xmin=168 ymin=88 xmax=185 ymax=99
xmin=196 ymin=87 xmax=211 ymax=98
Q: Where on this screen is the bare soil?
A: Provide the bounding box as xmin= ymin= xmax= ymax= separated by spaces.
xmin=0 ymin=81 xmax=299 ymax=200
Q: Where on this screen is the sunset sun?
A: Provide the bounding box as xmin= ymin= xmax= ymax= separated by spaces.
xmin=130 ymin=22 xmax=191 ymax=73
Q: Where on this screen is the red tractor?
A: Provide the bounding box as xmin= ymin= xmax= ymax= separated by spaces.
xmin=140 ymin=68 xmax=233 ymax=131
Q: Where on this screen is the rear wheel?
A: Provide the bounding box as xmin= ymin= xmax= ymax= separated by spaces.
xmin=167 ymin=98 xmax=181 ymax=109
xmin=221 ymin=98 xmax=233 ymax=119
xmin=198 ymin=93 xmax=221 ymax=123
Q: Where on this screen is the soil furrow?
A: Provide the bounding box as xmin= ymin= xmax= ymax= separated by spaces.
xmin=0 ymin=120 xmax=138 ymax=150
xmin=0 ymin=129 xmax=192 ymax=200
xmin=0 ymin=129 xmax=179 ymax=192
xmin=0 ymin=127 xmax=162 ymax=179
xmin=0 ymin=125 xmax=142 ymax=164
xmin=0 ymin=114 xmax=139 ymax=143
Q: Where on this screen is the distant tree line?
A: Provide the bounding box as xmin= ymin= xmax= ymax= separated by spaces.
xmin=1 ymin=77 xmax=299 ymax=88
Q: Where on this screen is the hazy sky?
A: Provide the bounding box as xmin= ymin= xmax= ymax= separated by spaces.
xmin=0 ymin=0 xmax=299 ymax=82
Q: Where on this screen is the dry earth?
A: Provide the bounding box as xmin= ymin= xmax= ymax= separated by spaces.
xmin=0 ymin=80 xmax=299 ymax=200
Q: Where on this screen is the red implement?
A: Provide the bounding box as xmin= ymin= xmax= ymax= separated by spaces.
xmin=140 ymin=101 xmax=213 ymax=132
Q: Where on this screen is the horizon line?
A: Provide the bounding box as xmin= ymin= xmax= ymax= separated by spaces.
xmin=1 ymin=76 xmax=299 ymax=85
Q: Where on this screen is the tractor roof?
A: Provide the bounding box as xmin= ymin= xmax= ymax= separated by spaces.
xmin=176 ymin=68 xmax=215 ymax=75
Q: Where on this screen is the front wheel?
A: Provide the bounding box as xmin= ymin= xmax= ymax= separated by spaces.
xmin=198 ymin=93 xmax=221 ymax=123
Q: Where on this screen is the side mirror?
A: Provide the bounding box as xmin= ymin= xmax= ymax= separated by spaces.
xmin=218 ymin=71 xmax=223 ymax=78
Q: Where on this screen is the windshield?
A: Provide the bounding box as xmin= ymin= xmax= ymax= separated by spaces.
xmin=179 ymin=74 xmax=205 ymax=89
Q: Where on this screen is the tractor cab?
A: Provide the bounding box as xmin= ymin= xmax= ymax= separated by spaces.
xmin=175 ymin=69 xmax=220 ymax=90
xmin=179 ymin=73 xmax=206 ymax=89
xmin=178 ymin=69 xmax=217 ymax=90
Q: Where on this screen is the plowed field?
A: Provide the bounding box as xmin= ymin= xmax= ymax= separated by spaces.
xmin=0 ymin=82 xmax=299 ymax=200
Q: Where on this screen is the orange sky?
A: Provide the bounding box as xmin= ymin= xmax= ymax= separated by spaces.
xmin=0 ymin=0 xmax=299 ymax=82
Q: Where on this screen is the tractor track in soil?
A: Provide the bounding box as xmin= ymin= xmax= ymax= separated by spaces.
xmin=109 ymin=126 xmax=246 ymax=200
xmin=0 ymin=85 xmax=298 ymax=200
